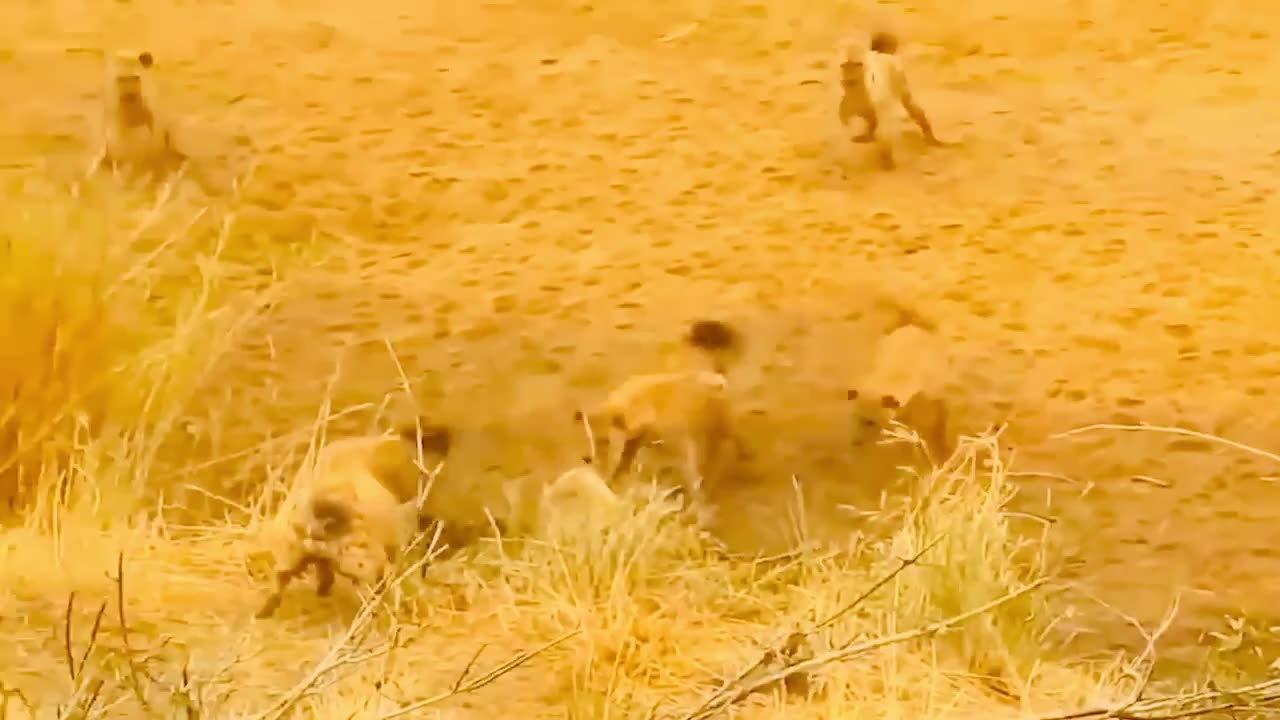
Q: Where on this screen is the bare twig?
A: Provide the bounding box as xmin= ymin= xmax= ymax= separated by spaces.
xmin=679 ymin=578 xmax=1051 ymax=720
xmin=1052 ymin=423 xmax=1280 ymax=466
xmin=451 ymin=644 xmax=488 ymax=692
xmin=1007 ymin=471 xmax=1082 ymax=485
xmin=63 ymin=593 xmax=77 ymax=682
xmin=377 ymin=628 xmax=581 ymax=720
xmin=1041 ymin=595 xmax=1184 ymax=720
xmin=1119 ymin=595 xmax=1181 ymax=712
xmin=0 ymin=684 xmax=34 ymax=719
xmin=1040 ymin=676 xmax=1280 ymax=719
xmin=657 ymin=21 xmax=700 ymax=43
xmin=77 ymin=601 xmax=108 ymax=682
xmin=815 ymin=535 xmax=944 ymax=632
xmin=110 ymin=552 xmax=150 ymax=710
xmin=680 ymin=535 xmax=944 ymax=720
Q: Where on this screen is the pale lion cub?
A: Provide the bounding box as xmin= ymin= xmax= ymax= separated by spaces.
xmin=847 ymin=310 xmax=953 ymax=461
xmin=90 ymin=49 xmax=192 ymax=182
xmin=819 ymin=30 xmax=944 ymax=169
xmin=256 ymin=419 xmax=452 ymax=618
xmin=573 ymin=320 xmax=745 ymax=511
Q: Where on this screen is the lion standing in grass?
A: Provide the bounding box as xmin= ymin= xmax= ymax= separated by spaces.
xmin=573 ymin=320 xmax=746 ymax=518
xmin=90 ymin=49 xmax=202 ymax=186
xmin=255 ymin=419 xmax=451 ymax=618
xmin=846 ymin=306 xmax=955 ymax=463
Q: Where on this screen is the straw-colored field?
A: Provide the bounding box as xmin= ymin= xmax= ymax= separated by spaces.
xmin=3 ymin=0 xmax=1280 ymax=716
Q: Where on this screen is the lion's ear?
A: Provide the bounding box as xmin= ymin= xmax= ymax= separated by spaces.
xmin=880 ymin=395 xmax=900 ymax=410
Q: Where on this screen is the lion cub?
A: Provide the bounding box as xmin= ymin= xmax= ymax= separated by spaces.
xmin=90 ymin=49 xmax=192 ymax=183
xmin=847 ymin=312 xmax=954 ymax=462
xmin=574 ymin=320 xmax=745 ymax=512
xmin=833 ymin=30 xmax=944 ymax=169
xmin=256 ymin=419 xmax=452 ymax=618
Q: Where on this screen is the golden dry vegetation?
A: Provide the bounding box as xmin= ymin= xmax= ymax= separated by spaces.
xmin=2 ymin=0 xmax=1280 ymax=716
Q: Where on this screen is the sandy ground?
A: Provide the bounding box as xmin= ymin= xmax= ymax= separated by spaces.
xmin=5 ymin=0 xmax=1280 ymax=682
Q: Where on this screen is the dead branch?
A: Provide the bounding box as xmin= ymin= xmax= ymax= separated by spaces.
xmin=0 ymin=684 xmax=34 ymax=719
xmin=451 ymin=644 xmax=488 ymax=692
xmin=63 ymin=593 xmax=77 ymax=682
xmin=1040 ymin=676 xmax=1280 ymax=719
xmin=110 ymin=551 xmax=150 ymax=710
xmin=376 ymin=627 xmax=581 ymax=720
xmin=1052 ymin=423 xmax=1280 ymax=466
xmin=678 ymin=536 xmax=944 ymax=720
xmin=679 ymin=578 xmax=1051 ymax=720
xmin=61 ymin=594 xmax=108 ymax=684
xmin=815 ymin=535 xmax=945 ymax=632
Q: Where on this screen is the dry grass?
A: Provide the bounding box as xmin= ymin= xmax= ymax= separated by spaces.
xmin=0 ymin=182 xmax=1135 ymax=717
xmin=0 ymin=23 xmax=1262 ymax=715
xmin=0 ymin=185 xmax=1253 ymax=718
xmin=0 ymin=0 xmax=1275 ymax=713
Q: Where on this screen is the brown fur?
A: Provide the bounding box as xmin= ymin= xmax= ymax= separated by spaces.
xmin=832 ymin=31 xmax=943 ymax=169
xmin=846 ymin=312 xmax=955 ymax=464
xmin=574 ymin=320 xmax=745 ymax=510
xmin=256 ymin=417 xmax=453 ymax=618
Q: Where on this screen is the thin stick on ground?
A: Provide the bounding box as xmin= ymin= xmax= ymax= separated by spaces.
xmin=1040 ymin=676 xmax=1280 ymax=719
xmin=683 ymin=534 xmax=943 ymax=718
xmin=108 ymin=552 xmax=152 ymax=711
xmin=1115 ymin=594 xmax=1181 ymax=713
xmin=63 ymin=593 xmax=77 ymax=682
xmin=58 ymin=592 xmax=110 ymax=719
xmin=1042 ymin=593 xmax=1181 ymax=720
xmin=376 ymin=627 xmax=581 ymax=720
xmin=0 ymin=684 xmax=34 ymax=719
xmin=1052 ymin=423 xmax=1280 ymax=466
xmin=451 ymin=644 xmax=489 ymax=693
xmin=814 ymin=535 xmax=945 ymax=632
xmin=678 ymin=578 xmax=1051 ymax=720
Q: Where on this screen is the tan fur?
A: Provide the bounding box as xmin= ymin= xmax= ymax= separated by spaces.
xmin=574 ymin=320 xmax=744 ymax=512
xmin=92 ymin=49 xmax=194 ymax=184
xmin=542 ymin=463 xmax=621 ymax=510
xmin=535 ymin=463 xmax=637 ymax=542
xmin=256 ymin=418 xmax=451 ymax=618
xmin=833 ymin=31 xmax=943 ymax=170
xmin=847 ymin=314 xmax=954 ymax=462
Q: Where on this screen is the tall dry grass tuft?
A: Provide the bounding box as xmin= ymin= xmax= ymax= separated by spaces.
xmin=0 ymin=178 xmax=270 ymax=527
xmin=0 ymin=188 xmax=147 ymax=514
xmin=885 ymin=429 xmax=1061 ymax=686
xmin=0 ymin=188 xmax=1163 ymax=718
